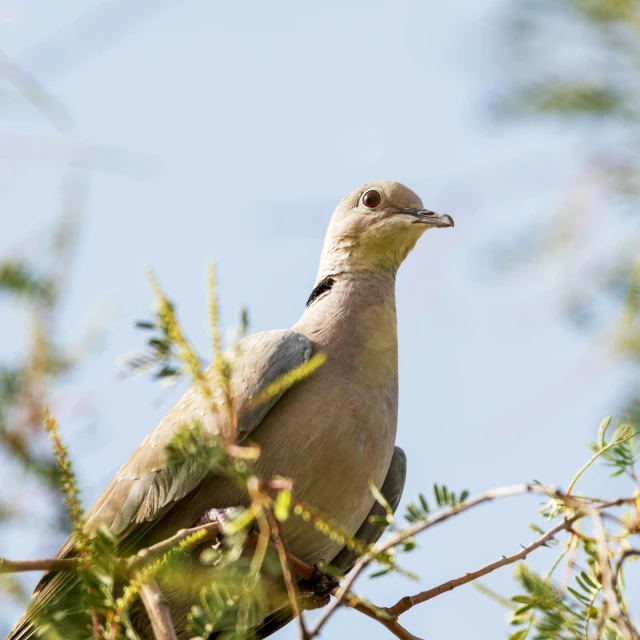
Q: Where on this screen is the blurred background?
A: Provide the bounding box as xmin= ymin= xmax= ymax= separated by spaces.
xmin=1 ymin=0 xmax=639 ymax=637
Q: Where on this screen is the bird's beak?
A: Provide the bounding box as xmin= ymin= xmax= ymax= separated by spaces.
xmin=403 ymin=208 xmax=454 ymax=228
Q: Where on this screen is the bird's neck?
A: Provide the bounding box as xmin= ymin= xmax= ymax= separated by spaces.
xmin=294 ymin=270 xmax=398 ymax=384
xmin=314 ymin=239 xmax=401 ymax=283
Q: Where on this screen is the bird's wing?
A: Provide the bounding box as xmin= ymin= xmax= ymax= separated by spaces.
xmin=330 ymin=446 xmax=407 ymax=574
xmin=8 ymin=330 xmax=311 ymax=640
xmin=87 ymin=328 xmax=313 ymax=538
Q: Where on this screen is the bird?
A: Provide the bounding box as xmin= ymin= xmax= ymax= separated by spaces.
xmin=8 ymin=180 xmax=453 ymax=640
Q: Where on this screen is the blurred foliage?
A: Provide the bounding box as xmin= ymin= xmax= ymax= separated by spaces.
xmin=0 ymin=191 xmax=92 ymax=625
xmin=0 ymin=41 xmax=97 ymax=619
xmin=0 ymin=181 xmax=85 ymax=486
xmin=499 ymin=0 xmax=640 ymax=126
xmin=495 ymin=0 xmax=640 ymax=313
xmin=495 ymin=0 xmax=640 ymax=428
xmin=494 ymin=4 xmax=640 ymax=621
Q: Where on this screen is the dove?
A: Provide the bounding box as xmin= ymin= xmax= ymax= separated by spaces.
xmin=8 ymin=180 xmax=453 ymax=639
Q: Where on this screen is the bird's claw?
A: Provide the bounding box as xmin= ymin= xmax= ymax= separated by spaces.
xmin=298 ymin=561 xmax=340 ymax=600
xmin=193 ymin=506 xmax=244 ymax=528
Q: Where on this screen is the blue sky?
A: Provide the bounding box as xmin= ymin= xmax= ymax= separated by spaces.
xmin=0 ymin=1 xmax=633 ymax=638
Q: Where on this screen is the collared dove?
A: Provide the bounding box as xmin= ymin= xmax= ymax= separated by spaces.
xmin=8 ymin=180 xmax=453 ymax=640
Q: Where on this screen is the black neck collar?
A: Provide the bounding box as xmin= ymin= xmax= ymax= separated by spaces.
xmin=306 ymin=276 xmax=335 ymax=308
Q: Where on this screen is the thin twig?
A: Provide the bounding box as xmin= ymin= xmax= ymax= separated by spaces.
xmin=263 ymin=509 xmax=309 ymax=640
xmin=612 ymin=548 xmax=640 ymax=585
xmin=128 ymin=521 xmax=221 ymax=570
xmin=244 ymin=530 xmax=316 ymax=583
xmin=591 ymin=510 xmax=637 ymax=639
xmin=308 ymin=488 xmax=634 ymax=639
xmin=0 ymin=557 xmax=79 ymax=574
xmin=343 ymin=596 xmax=422 ymax=640
xmin=0 ymin=48 xmax=72 ymax=130
xmin=388 ymin=516 xmax=578 ymax=617
xmin=567 ymin=430 xmax=640 ymax=496
xmin=308 ymin=483 xmax=558 ymax=638
xmin=139 ymin=579 xmax=179 ymax=640
xmin=0 ymin=521 xmax=221 ymax=578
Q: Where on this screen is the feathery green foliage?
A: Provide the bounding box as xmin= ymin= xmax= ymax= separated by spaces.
xmin=43 ymin=412 xmax=88 ymax=555
xmin=404 ymin=484 xmax=469 ymax=524
xmin=495 ymin=0 xmax=640 ymax=427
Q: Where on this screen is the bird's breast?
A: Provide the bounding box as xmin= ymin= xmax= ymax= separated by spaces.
xmin=250 ymin=342 xmax=398 ymax=564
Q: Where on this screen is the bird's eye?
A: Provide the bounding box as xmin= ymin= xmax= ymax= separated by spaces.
xmin=361 ymin=189 xmax=382 ymax=209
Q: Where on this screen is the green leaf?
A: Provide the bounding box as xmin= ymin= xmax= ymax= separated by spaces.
xmin=598 ymin=416 xmax=612 ymax=448
xmin=567 ymin=586 xmax=591 ymax=604
xmin=368 ymin=515 xmax=390 ymax=527
xmin=0 ymin=262 xmax=52 ymax=300
xmin=406 ymin=504 xmax=422 ymax=521
xmin=369 ymin=567 xmax=391 ymax=578
xmin=508 ymin=630 xmax=530 ymax=640
xmin=156 ymin=366 xmax=179 ymax=378
xmin=613 ymin=423 xmax=633 ymax=443
xmin=402 ymin=539 xmax=416 ymax=552
xmin=513 ymin=604 xmax=533 ymax=616
xmin=579 ymin=571 xmax=599 ymax=590
xmin=135 ymin=320 xmax=156 ymax=330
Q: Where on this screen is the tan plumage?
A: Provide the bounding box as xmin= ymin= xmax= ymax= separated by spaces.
xmin=8 ymin=180 xmax=453 ymax=640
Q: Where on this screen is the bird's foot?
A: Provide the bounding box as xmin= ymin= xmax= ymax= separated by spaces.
xmin=298 ymin=561 xmax=340 ymax=600
xmin=193 ymin=506 xmax=244 ymax=528
xmin=194 ymin=507 xmax=250 ymax=560
xmin=299 ymin=591 xmax=332 ymax=610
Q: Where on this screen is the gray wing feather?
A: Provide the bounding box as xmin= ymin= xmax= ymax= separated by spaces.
xmin=330 ymin=446 xmax=407 ymax=574
xmin=233 ymin=330 xmax=312 ymax=438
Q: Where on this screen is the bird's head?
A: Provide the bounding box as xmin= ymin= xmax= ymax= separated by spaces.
xmin=318 ymin=180 xmax=454 ymax=277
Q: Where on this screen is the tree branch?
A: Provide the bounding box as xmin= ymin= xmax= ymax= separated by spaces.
xmin=591 ymin=510 xmax=637 ymax=639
